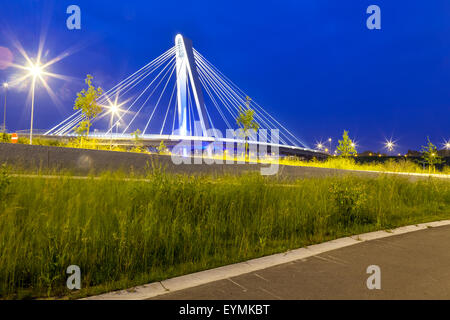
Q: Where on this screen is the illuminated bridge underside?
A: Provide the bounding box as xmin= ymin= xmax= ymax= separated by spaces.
xmin=46 ymin=34 xmax=323 ymax=157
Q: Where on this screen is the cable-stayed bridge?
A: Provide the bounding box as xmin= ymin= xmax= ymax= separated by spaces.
xmin=45 ymin=34 xmax=325 ymax=158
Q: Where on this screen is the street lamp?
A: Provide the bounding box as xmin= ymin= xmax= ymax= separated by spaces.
xmin=386 ymin=141 xmax=394 ymax=151
xmin=2 ymin=82 xmax=8 ymax=133
xmin=26 ymin=61 xmax=45 ymax=144
xmin=444 ymin=140 xmax=450 ymax=150
xmin=109 ymin=104 xmax=119 ymax=150
xmin=384 ymin=139 xmax=396 ymax=155
xmin=328 ymin=138 xmax=332 ymax=153
xmin=316 ymin=142 xmax=324 ymax=150
xmin=10 ymin=40 xmax=69 ymax=143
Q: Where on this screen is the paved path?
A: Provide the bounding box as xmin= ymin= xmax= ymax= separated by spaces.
xmin=152 ymin=225 xmax=450 ymax=300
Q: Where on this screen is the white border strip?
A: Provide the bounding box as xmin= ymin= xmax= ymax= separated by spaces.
xmin=85 ymin=219 xmax=450 ymax=300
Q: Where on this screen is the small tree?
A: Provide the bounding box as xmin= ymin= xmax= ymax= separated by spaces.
xmin=130 ymin=129 xmax=144 ymax=153
xmin=421 ymin=137 xmax=442 ymax=173
xmin=73 ymin=75 xmax=103 ymax=145
xmin=236 ymin=96 xmax=259 ymax=161
xmin=157 ymin=140 xmax=167 ymax=154
xmin=131 ymin=129 xmax=142 ymax=145
xmin=336 ymin=130 xmax=357 ymax=157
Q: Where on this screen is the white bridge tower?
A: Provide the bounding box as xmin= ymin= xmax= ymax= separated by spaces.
xmin=175 ymin=34 xmax=210 ymax=137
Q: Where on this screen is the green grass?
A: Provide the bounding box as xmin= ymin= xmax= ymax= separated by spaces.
xmin=0 ymin=166 xmax=449 ymax=299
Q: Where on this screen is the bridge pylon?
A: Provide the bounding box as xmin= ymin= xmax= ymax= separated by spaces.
xmin=175 ymin=34 xmax=210 ymax=137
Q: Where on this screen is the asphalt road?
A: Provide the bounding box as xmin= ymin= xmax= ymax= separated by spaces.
xmin=152 ymin=225 xmax=450 ymax=300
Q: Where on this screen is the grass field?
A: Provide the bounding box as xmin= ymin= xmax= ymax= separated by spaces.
xmin=0 ymin=166 xmax=449 ymax=299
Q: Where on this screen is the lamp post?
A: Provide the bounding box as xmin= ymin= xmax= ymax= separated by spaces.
xmin=109 ymin=104 xmax=118 ymax=150
xmin=328 ymin=138 xmax=332 ymax=154
xmin=2 ymin=82 xmax=8 ymax=133
xmin=27 ymin=62 xmax=43 ymax=144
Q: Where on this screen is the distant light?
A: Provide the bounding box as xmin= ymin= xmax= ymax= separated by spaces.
xmin=2 ymin=82 xmax=8 ymax=88
xmin=384 ymin=139 xmax=396 ymax=152
xmin=328 ymin=138 xmax=332 ymax=142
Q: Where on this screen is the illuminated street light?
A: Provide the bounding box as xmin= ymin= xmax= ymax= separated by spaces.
xmin=106 ymin=100 xmax=124 ymax=150
xmin=384 ymin=138 xmax=396 ymax=154
xmin=315 ymin=142 xmax=324 ymax=150
xmin=28 ymin=63 xmax=43 ymax=78
xmin=9 ymin=39 xmax=71 ymax=144
xmin=444 ymin=139 xmax=450 ymax=150
xmin=385 ymin=141 xmax=394 ymax=151
xmin=13 ymin=57 xmax=64 ymax=144
xmin=27 ymin=60 xmax=45 ymax=144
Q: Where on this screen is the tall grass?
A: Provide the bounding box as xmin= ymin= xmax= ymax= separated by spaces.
xmin=278 ymin=156 xmax=448 ymax=174
xmin=0 ymin=168 xmax=449 ymax=299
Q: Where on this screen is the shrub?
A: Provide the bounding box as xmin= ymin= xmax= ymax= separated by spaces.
xmin=0 ymin=133 xmax=11 ymax=143
xmin=328 ymin=179 xmax=372 ymax=224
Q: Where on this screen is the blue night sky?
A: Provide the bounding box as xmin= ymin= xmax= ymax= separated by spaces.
xmin=0 ymin=0 xmax=449 ymax=153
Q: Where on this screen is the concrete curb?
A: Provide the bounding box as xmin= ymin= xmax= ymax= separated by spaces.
xmin=84 ymin=219 xmax=450 ymax=300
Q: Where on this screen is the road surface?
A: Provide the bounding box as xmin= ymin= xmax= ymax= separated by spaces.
xmin=152 ymin=225 xmax=450 ymax=299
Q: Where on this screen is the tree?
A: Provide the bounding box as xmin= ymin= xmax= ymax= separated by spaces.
xmin=421 ymin=137 xmax=442 ymax=173
xmin=236 ymin=96 xmax=259 ymax=161
xmin=131 ymin=129 xmax=142 ymax=144
xmin=130 ymin=129 xmax=144 ymax=153
xmin=74 ymin=75 xmax=103 ymax=140
xmin=336 ymin=130 xmax=357 ymax=157
xmin=157 ymin=140 xmax=168 ymax=154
